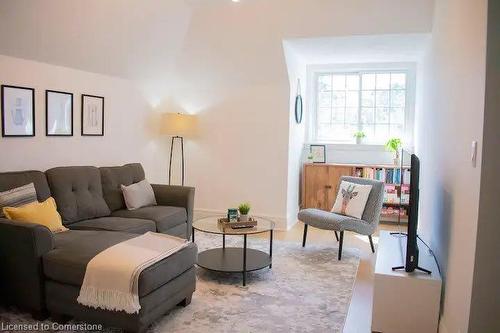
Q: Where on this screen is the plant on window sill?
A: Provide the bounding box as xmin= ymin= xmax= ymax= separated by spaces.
xmin=385 ymin=138 xmax=402 ymax=165
xmin=353 ymin=131 xmax=366 ymax=145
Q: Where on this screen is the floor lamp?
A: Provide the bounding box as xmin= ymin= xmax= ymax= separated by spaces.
xmin=161 ymin=113 xmax=197 ymax=186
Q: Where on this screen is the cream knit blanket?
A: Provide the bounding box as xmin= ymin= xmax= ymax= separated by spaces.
xmin=77 ymin=232 xmax=188 ymax=314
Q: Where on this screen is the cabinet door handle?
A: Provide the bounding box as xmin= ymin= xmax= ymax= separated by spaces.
xmin=325 ymin=185 xmax=332 ymax=189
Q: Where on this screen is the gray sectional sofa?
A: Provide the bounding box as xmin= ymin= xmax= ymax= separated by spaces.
xmin=0 ymin=163 xmax=197 ymax=332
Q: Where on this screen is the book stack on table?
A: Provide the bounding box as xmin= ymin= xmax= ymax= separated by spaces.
xmin=218 ymin=217 xmax=258 ymax=229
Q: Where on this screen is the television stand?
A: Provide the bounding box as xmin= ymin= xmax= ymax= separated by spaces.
xmin=372 ymin=231 xmax=441 ymax=333
xmin=388 ymin=232 xmax=433 ymax=274
xmin=391 ymin=265 xmax=432 ymax=274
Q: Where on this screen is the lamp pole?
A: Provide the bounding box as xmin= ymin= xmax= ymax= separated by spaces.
xmin=168 ymin=135 xmax=185 ymax=186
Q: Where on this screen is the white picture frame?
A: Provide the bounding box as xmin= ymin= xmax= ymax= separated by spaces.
xmin=1 ymin=85 xmax=35 ymax=137
xmin=46 ymin=90 xmax=73 ymax=136
xmin=81 ymin=94 xmax=104 ymax=136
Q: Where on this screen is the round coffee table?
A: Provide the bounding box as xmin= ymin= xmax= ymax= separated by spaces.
xmin=192 ymin=216 xmax=275 ymax=286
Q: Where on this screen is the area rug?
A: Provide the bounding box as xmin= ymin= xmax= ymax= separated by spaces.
xmin=0 ymin=234 xmax=359 ymax=333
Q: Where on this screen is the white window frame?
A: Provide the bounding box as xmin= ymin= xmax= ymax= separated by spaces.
xmin=307 ymin=62 xmax=416 ymax=147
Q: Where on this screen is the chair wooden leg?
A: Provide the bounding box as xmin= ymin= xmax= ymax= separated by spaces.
xmin=368 ymin=235 xmax=375 ymax=253
xmin=338 ymin=231 xmax=344 ymax=260
xmin=302 ymin=223 xmax=308 ymax=247
xmin=334 ymin=231 xmax=339 ymax=242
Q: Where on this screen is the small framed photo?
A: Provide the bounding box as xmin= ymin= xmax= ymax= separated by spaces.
xmin=310 ymin=144 xmax=326 ymax=163
xmin=46 ymin=90 xmax=73 ymax=136
xmin=1 ymin=85 xmax=35 ymax=137
xmin=81 ymin=94 xmax=104 ymax=136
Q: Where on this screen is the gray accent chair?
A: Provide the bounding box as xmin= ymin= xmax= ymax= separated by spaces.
xmin=298 ymin=176 xmax=384 ymax=260
xmin=0 ymin=163 xmax=197 ymax=332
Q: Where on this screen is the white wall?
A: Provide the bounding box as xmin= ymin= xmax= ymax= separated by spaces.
xmin=415 ymin=0 xmax=487 ymax=332
xmin=468 ymin=2 xmax=500 ymax=331
xmin=283 ymin=42 xmax=307 ymax=229
xmin=0 ymin=55 xmax=168 ymax=182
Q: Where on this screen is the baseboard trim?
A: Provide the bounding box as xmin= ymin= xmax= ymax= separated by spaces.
xmin=194 ymin=209 xmax=289 ymax=231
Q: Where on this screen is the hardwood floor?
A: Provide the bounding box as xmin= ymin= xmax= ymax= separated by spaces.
xmin=260 ymin=221 xmax=401 ymax=333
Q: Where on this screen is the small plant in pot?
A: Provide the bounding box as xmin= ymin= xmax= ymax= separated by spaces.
xmin=307 ymin=153 xmax=314 ymax=163
xmin=385 ymin=138 xmax=402 ymax=165
xmin=238 ymin=202 xmax=251 ymax=222
xmin=353 ymin=131 xmax=366 ymax=145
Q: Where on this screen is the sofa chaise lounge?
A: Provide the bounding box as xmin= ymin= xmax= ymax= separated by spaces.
xmin=0 ymin=163 xmax=197 ymax=332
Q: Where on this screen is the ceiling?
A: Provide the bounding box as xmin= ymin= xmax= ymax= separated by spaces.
xmin=0 ymin=0 xmax=192 ymax=81
xmin=284 ymin=34 xmax=431 ymax=65
xmin=0 ymin=0 xmax=435 ymax=99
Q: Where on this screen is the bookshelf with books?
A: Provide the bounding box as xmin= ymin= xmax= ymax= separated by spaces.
xmin=301 ymin=163 xmax=411 ymax=224
xmin=353 ymin=165 xmax=411 ymax=223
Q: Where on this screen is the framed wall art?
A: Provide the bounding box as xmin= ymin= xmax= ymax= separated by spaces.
xmin=46 ymin=90 xmax=73 ymax=136
xmin=310 ymin=144 xmax=326 ymax=163
xmin=1 ymin=85 xmax=35 ymax=137
xmin=81 ymin=94 xmax=104 ymax=136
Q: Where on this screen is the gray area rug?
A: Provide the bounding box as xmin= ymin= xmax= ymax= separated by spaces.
xmin=0 ymin=234 xmax=359 ymax=333
xmin=154 ymin=234 xmax=359 ymax=333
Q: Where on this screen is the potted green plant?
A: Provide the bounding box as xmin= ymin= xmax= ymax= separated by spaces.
xmin=238 ymin=202 xmax=251 ymax=222
xmin=385 ymin=138 xmax=402 ymax=165
xmin=353 ymin=131 xmax=366 ymax=145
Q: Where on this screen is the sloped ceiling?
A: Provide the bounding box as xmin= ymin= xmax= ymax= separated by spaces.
xmin=0 ymin=0 xmax=191 ymax=82
xmin=0 ymin=0 xmax=435 ymax=94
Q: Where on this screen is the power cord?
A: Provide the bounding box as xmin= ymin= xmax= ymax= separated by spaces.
xmin=417 ymin=234 xmax=442 ymax=277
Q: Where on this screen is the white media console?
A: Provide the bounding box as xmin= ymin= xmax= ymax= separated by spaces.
xmin=372 ymin=231 xmax=442 ymax=333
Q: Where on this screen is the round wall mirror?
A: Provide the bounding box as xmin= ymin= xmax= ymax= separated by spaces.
xmin=295 ymin=95 xmax=303 ymax=124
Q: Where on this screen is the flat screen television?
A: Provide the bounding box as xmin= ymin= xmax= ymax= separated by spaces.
xmin=405 ymin=153 xmax=420 ymax=272
xmin=393 ymin=153 xmax=431 ymax=274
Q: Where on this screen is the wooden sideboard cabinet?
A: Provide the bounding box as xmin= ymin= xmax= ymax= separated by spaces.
xmin=301 ymin=164 xmax=353 ymax=210
xmin=301 ymin=162 xmax=411 ymax=223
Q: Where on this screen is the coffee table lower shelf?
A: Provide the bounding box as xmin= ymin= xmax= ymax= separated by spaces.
xmin=197 ymin=247 xmax=271 ymax=286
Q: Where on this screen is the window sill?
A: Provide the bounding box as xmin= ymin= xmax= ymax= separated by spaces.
xmin=306 ymin=142 xmax=388 ymax=152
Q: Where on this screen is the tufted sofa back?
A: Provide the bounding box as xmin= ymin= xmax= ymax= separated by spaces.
xmin=99 ymin=163 xmax=146 ymax=212
xmin=45 ymin=166 xmax=111 ymax=225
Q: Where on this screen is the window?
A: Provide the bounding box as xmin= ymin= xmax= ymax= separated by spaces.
xmin=313 ymin=71 xmax=410 ymax=144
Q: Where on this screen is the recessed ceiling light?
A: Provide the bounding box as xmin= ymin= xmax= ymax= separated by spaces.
xmin=232 ymin=0 xmax=240 ymax=2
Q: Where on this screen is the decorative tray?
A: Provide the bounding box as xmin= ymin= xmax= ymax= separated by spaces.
xmin=218 ymin=217 xmax=258 ymax=229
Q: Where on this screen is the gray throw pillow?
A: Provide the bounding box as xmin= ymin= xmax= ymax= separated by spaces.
xmin=0 ymin=183 xmax=38 ymax=217
xmin=121 ymin=179 xmax=157 ymax=210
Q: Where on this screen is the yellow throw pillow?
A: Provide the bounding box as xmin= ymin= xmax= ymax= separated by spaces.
xmin=3 ymin=197 xmax=68 ymax=233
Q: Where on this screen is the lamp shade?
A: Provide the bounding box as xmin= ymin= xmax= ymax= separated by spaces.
xmin=160 ymin=113 xmax=198 ymax=137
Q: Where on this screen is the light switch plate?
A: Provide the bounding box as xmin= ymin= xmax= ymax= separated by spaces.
xmin=471 ymin=141 xmax=478 ymax=167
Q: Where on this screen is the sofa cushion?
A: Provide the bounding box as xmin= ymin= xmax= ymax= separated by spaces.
xmin=0 ymin=170 xmax=51 ymax=202
xmin=111 ymin=206 xmax=187 ymax=233
xmin=100 ymin=163 xmax=145 ymax=212
xmin=0 ymin=183 xmax=38 ymax=217
xmin=45 ymin=166 xmax=111 ymax=224
xmin=3 ymin=197 xmax=68 ymax=233
xmin=121 ymin=179 xmax=157 ymax=210
xmin=43 ymin=230 xmax=197 ymax=297
xmin=68 ymin=217 xmax=156 ymax=234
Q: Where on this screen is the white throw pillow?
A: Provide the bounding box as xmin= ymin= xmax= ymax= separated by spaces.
xmin=121 ymin=180 xmax=157 ymax=210
xmin=332 ymin=181 xmax=372 ymax=219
